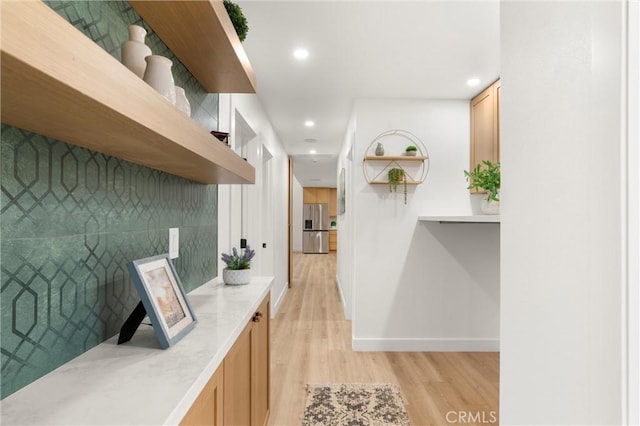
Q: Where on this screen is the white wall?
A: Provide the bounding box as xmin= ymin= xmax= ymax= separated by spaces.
xmin=292 ymin=176 xmax=303 ymax=252
xmin=218 ymin=93 xmax=289 ymax=316
xmin=338 ymin=98 xmax=500 ymax=350
xmin=500 ymin=2 xmax=627 ymax=424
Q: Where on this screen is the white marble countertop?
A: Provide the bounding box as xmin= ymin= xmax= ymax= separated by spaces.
xmin=418 ymin=215 xmax=500 ymax=223
xmin=1 ymin=276 xmax=273 ymax=425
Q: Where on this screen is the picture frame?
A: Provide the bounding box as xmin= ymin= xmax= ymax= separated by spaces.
xmin=127 ymin=254 xmax=197 ymax=348
xmin=339 ymin=167 xmax=346 ymax=214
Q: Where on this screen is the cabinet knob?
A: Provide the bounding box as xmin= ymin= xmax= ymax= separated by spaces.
xmin=252 ymin=311 xmax=263 ymax=322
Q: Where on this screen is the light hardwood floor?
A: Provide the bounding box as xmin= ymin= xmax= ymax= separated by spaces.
xmin=269 ymin=252 xmax=499 ymax=426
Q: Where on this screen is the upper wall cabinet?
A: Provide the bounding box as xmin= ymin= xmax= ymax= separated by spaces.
xmin=1 ymin=1 xmax=255 ymax=185
xmin=129 ymin=1 xmax=257 ymax=94
xmin=470 ymin=79 xmax=501 ymax=175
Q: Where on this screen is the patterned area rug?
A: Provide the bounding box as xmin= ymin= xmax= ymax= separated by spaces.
xmin=302 ymin=383 xmax=410 ymax=426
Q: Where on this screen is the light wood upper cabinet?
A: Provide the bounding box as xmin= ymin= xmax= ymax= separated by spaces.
xmin=0 ymin=1 xmax=254 ymax=184
xmin=303 ymin=188 xmax=317 ymax=203
xmin=329 ymin=188 xmax=337 ymax=216
xmin=181 ymin=365 xmax=224 ymax=426
xmin=316 ymin=188 xmax=330 ymax=205
xmin=129 ymin=1 xmax=256 ymax=93
xmin=470 ymin=79 xmax=501 ymax=187
xmin=223 ymin=293 xmax=270 ymax=426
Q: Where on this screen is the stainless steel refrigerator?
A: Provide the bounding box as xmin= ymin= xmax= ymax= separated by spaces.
xmin=303 ymin=203 xmax=329 ymax=253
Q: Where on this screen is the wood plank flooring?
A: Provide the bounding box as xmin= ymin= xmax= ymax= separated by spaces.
xmin=269 ymin=253 xmax=499 ymax=426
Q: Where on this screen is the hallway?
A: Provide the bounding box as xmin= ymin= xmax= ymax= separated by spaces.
xmin=269 ymin=253 xmax=499 ymax=425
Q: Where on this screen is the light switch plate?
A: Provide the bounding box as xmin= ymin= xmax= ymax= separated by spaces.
xmin=169 ymin=228 xmax=179 ymax=259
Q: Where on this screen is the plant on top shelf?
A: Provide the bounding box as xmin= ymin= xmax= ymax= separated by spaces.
xmin=223 ymin=0 xmax=249 ymax=42
xmin=388 ymin=167 xmax=408 ymax=204
xmin=405 ymin=145 xmax=418 ymax=156
xmin=464 ymin=160 xmax=501 ymax=201
xmin=221 ymin=245 xmax=255 ymax=285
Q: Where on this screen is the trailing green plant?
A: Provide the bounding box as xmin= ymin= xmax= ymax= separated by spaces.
xmin=223 ymin=0 xmax=249 ymax=42
xmin=388 ymin=167 xmax=408 ymax=204
xmin=405 ymin=145 xmax=417 ymax=152
xmin=221 ymin=245 xmax=255 ymax=270
xmin=464 ymin=160 xmax=500 ymax=201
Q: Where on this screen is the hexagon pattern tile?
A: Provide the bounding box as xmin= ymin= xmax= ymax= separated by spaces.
xmin=1 ymin=1 xmax=219 ymax=398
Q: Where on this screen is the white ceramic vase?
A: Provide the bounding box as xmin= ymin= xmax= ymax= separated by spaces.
xmin=223 ymin=268 xmax=251 ymax=286
xmin=174 ymin=86 xmax=191 ymax=116
xmin=143 ymin=55 xmax=176 ymax=104
xmin=480 ymin=197 xmax=500 ymax=215
xmin=121 ymin=25 xmax=152 ymax=79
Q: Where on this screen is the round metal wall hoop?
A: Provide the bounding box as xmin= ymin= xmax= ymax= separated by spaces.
xmin=362 ymin=129 xmax=430 ymax=185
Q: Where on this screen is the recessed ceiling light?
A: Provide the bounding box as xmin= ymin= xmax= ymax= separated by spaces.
xmin=305 ymin=120 xmax=315 ymax=128
xmin=293 ymin=48 xmax=309 ymax=60
xmin=304 ymin=138 xmax=317 ymax=143
xmin=467 ymin=77 xmax=481 ymax=87
xmin=309 ymin=178 xmax=321 ymax=181
xmin=309 ymin=149 xmax=317 ymax=154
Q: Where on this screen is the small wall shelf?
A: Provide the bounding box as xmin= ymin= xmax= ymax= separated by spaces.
xmin=362 ymin=129 xmax=430 ymax=186
xmin=418 ymin=215 xmax=501 ymax=223
xmin=0 ymin=1 xmax=254 ymax=184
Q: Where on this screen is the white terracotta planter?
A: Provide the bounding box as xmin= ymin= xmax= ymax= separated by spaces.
xmin=143 ymin=55 xmax=176 ymax=105
xmin=480 ymin=198 xmax=500 ymax=215
xmin=223 ymin=268 xmax=251 ymax=286
xmin=121 ymin=25 xmax=152 ymax=78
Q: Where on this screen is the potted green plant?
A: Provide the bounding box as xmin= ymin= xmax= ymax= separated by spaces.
xmin=388 ymin=167 xmax=408 ymax=204
xmin=221 ymin=245 xmax=255 ymax=285
xmin=405 ymin=145 xmax=418 ymax=156
xmin=464 ymin=160 xmax=501 ymax=214
xmin=223 ymin=0 xmax=249 ymax=42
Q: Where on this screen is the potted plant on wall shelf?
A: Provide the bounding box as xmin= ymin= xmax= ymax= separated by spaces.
xmin=405 ymin=145 xmax=418 ymax=156
xmin=464 ymin=160 xmax=501 ymax=214
xmin=221 ymin=245 xmax=255 ymax=285
xmin=223 ymin=0 xmax=249 ymax=42
xmin=388 ymin=167 xmax=408 ymax=204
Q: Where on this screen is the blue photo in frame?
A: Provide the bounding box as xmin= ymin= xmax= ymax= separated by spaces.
xmin=126 ymin=254 xmax=197 ymax=349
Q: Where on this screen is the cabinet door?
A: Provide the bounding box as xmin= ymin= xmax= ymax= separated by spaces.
xmin=315 ymin=188 xmax=330 ymax=205
xmin=224 ymin=322 xmax=252 ymax=426
xmin=181 ymin=364 xmax=224 ymax=426
xmin=303 ymin=188 xmax=317 ymax=203
xmin=328 ymin=188 xmax=337 ymax=216
xmin=470 ymin=80 xmax=500 ymax=192
xmin=251 ymin=294 xmax=270 ymax=426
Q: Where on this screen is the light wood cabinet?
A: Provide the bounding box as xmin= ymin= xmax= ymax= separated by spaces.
xmin=470 ymin=79 xmax=501 ymax=192
xmin=329 ymin=188 xmax=337 ymax=216
xmin=303 ymin=188 xmax=317 ymax=203
xmin=223 ymin=293 xmax=270 ymax=426
xmin=315 ymin=188 xmax=330 ymax=205
xmin=181 ymin=365 xmax=224 ymax=426
xmin=329 ymin=230 xmax=337 ymax=252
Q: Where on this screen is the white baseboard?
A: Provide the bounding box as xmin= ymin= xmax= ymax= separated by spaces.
xmin=352 ymin=337 xmax=500 ymax=352
xmin=271 ymin=282 xmax=288 ymax=318
xmin=335 ymin=275 xmax=351 ymax=320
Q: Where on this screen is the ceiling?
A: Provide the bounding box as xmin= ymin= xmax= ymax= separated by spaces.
xmin=237 ymin=1 xmax=500 ymax=187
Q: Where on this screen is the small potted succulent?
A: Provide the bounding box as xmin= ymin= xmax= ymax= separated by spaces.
xmin=464 ymin=160 xmax=501 ymax=214
xmin=388 ymin=167 xmax=408 ymax=204
xmin=223 ymin=0 xmax=249 ymax=42
xmin=405 ymin=145 xmax=418 ymax=156
xmin=221 ymin=245 xmax=255 ymax=285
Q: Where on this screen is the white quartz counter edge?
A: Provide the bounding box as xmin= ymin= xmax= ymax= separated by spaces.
xmin=418 ymin=215 xmax=500 ymax=223
xmin=1 ymin=276 xmax=274 ymax=426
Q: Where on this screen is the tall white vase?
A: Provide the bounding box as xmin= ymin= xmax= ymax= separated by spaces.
xmin=174 ymin=86 xmax=191 ymax=116
xmin=143 ymin=55 xmax=176 ymax=104
xmin=121 ymin=25 xmax=152 ymax=78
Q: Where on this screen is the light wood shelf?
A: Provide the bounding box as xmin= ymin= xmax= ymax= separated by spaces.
xmin=364 ymin=156 xmax=428 ymax=161
xmin=0 ymin=1 xmax=254 ymax=185
xmin=130 ymin=0 xmax=257 ymax=94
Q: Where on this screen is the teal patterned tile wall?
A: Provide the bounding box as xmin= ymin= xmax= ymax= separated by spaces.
xmin=1 ymin=1 xmax=219 ymax=398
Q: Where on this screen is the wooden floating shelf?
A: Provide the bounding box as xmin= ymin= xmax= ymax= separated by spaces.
xmin=369 ymin=181 xmax=421 ymax=185
xmin=364 ymin=156 xmax=428 ymax=161
xmin=0 ymin=1 xmax=254 ymax=185
xmin=130 ymin=0 xmax=257 ymax=94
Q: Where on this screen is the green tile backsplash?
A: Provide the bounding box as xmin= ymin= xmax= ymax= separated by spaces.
xmin=1 ymin=1 xmax=219 ymax=398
